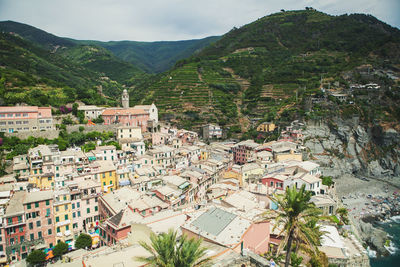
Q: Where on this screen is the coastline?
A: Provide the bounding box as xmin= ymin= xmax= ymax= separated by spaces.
xmin=335 ymin=174 xmax=400 ymax=258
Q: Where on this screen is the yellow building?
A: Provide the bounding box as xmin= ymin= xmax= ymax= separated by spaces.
xmin=94 ymin=161 xmax=117 ymax=193
xmin=53 ymin=190 xmax=72 ymax=243
xmin=241 ymin=163 xmax=264 ymax=185
xmin=257 ymin=122 xmax=276 ymax=133
xmin=200 ymin=149 xmax=209 ymax=161
xmin=29 ymin=172 xmax=54 ymax=189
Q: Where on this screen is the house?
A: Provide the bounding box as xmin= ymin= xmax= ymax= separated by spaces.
xmin=202 ymin=124 xmax=222 ymax=139
xmin=4 ymin=192 xmax=28 ymax=261
xmin=102 ymin=108 xmax=150 ymax=132
xmin=181 ymin=206 xmax=270 ymax=254
xmin=77 ymin=105 xmax=105 ymax=120
xmin=232 ymin=140 xmax=260 ymax=164
xmin=53 ymin=190 xmax=73 ymax=243
xmin=0 ymin=106 xmax=53 ymax=133
xmin=257 ymin=122 xmax=276 ymax=133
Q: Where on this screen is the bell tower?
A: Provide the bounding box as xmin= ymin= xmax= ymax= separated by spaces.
xmin=122 ymin=89 xmax=129 ymax=108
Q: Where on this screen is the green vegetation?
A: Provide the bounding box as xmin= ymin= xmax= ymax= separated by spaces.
xmin=53 ymin=241 xmax=69 ymax=258
xmin=321 ymin=176 xmax=334 ymax=187
xmin=137 ymin=229 xmax=211 ymax=267
xmin=26 ymin=249 xmax=47 ymax=266
xmin=265 ymin=185 xmax=323 ymax=267
xmin=0 ymin=130 xmax=115 ymax=159
xmin=75 ymin=233 xmax=92 ymax=249
xmin=130 ymin=9 xmax=400 ymax=133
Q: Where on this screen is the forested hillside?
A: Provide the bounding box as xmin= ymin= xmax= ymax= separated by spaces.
xmin=131 ymin=9 xmax=400 ymax=136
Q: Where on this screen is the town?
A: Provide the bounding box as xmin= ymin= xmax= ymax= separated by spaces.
xmin=0 ymin=91 xmax=371 ymax=267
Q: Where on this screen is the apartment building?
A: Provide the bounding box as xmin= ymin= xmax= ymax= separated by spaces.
xmin=53 ymin=190 xmax=72 ymax=243
xmin=0 ymin=106 xmax=53 ymax=133
xmin=23 ymin=191 xmax=55 ymax=248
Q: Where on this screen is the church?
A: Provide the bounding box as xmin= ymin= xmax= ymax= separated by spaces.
xmin=101 ymin=89 xmax=158 ymax=132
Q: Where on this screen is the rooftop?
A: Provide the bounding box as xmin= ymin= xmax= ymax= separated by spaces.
xmin=24 ymin=190 xmax=53 ymax=204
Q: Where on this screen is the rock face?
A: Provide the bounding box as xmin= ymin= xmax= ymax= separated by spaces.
xmin=303 ymin=119 xmax=399 ymax=178
xmin=359 ymin=220 xmax=388 ymax=256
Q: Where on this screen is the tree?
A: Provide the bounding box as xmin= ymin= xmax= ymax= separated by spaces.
xmin=264 ymin=185 xmax=323 ymax=267
xmin=53 ymin=241 xmax=69 ymax=258
xmin=26 ymin=249 xmax=46 ymax=265
xmin=75 ymin=233 xmax=92 ymax=249
xmin=137 ymin=229 xmax=211 ymax=267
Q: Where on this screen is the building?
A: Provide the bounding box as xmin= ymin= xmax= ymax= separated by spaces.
xmin=102 ymin=108 xmax=150 ymax=132
xmin=256 ymin=122 xmax=276 ymax=133
xmin=202 ymin=124 xmax=222 ymax=139
xmin=53 ymin=190 xmax=73 ymax=243
xmin=92 ymin=161 xmax=117 ymax=193
xmin=0 ymin=106 xmax=53 ymax=133
xmin=77 ymin=105 xmax=105 ymax=120
xmin=121 ymin=89 xmax=129 ymax=109
xmin=4 ymin=192 xmax=28 ymax=261
xmin=23 ymin=191 xmax=55 ymax=248
xmin=232 ymin=140 xmax=260 ymax=165
xmin=181 ymin=207 xmax=270 ymax=254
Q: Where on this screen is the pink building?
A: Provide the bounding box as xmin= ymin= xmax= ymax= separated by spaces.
xmin=102 ymin=108 xmax=149 ymax=132
xmin=0 ymin=106 xmax=53 ymax=133
xmin=23 ymin=191 xmax=55 ymax=248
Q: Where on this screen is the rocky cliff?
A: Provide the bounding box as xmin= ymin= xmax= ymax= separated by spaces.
xmin=303 ymin=119 xmax=400 ymax=179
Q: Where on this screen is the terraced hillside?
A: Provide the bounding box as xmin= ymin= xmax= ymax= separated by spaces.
xmin=133 ymin=9 xmax=400 ymax=133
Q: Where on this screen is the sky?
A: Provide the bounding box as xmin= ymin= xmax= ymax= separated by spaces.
xmin=0 ymin=0 xmax=399 ymax=42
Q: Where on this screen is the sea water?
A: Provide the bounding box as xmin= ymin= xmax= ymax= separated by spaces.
xmin=369 ymin=215 xmax=400 ymax=267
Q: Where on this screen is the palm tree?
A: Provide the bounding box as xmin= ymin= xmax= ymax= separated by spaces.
xmin=266 ymin=185 xmax=323 ymax=267
xmin=137 ymin=229 xmax=211 ymax=267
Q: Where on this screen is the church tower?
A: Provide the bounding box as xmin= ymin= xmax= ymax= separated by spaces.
xmin=122 ymin=89 xmax=129 ymax=108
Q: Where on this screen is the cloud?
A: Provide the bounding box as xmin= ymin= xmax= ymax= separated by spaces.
xmin=0 ymin=0 xmax=398 ymax=41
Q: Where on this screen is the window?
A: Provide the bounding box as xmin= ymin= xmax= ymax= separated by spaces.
xmin=19 ymin=226 xmax=23 ymax=233
xmin=86 ymin=199 xmax=89 ymax=205
xmin=7 ymin=218 xmax=12 ymax=224
xmin=63 ymin=196 xmax=67 ymax=201
xmin=57 ymin=227 xmax=60 ymax=233
xmin=77 ymin=202 xmax=80 ymax=208
xmin=7 ymin=113 xmax=13 ymax=117
xmin=18 ymin=215 xmax=22 ymax=222
xmin=30 ymin=233 xmax=34 ymax=241
xmin=102 ymin=173 xmax=105 ymax=178
xmin=87 ymin=208 xmax=90 ymax=214
xmin=77 ymin=211 xmax=81 ymax=217
xmin=64 ymin=214 xmax=68 ymax=220
xmin=56 ymin=206 xmax=59 ymax=212
xmin=66 ymin=225 xmax=69 ymax=231
xmin=38 ymin=231 xmax=42 ymax=239
xmin=72 ymin=203 xmax=75 ymax=209
xmin=48 ymin=229 xmax=52 ymax=235
xmin=46 ymin=200 xmax=50 ymax=206
xmin=64 ymin=204 xmax=68 ymax=210
xmin=36 ymin=221 xmax=41 ymax=227
xmin=29 ymin=222 xmax=33 ymax=230
xmin=48 ymin=218 xmax=52 ymax=225
xmin=23 ymin=113 xmax=28 ymax=117
xmin=56 ymin=217 xmax=59 ymax=223
xmin=73 ymin=212 xmax=76 ymax=218
xmin=95 ymin=206 xmax=98 ymax=212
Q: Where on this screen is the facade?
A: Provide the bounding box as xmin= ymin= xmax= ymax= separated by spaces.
xmin=77 ymin=105 xmax=105 ymax=120
xmin=102 ymin=108 xmax=150 ymax=132
xmin=23 ymin=191 xmax=55 ymax=249
xmin=257 ymin=122 xmax=276 ymax=133
xmin=121 ymin=89 xmax=129 ymax=109
xmin=202 ymin=124 xmax=222 ymax=139
xmin=232 ymin=140 xmax=260 ymax=165
xmin=0 ymin=106 xmax=53 ymax=133
xmin=4 ymin=192 xmax=27 ymax=261
xmin=53 ymin=190 xmax=73 ymax=243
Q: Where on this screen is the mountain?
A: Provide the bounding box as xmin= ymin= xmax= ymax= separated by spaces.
xmin=0 ymin=31 xmax=121 ymax=107
xmin=130 ymin=9 xmax=400 ymax=136
xmin=0 ymin=21 xmax=220 ymax=74
xmin=79 ymin=36 xmax=220 ymax=73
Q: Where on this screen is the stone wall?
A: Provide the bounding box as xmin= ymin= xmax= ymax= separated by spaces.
xmin=66 ymin=124 xmax=121 ymax=134
xmin=5 ymin=130 xmax=59 ymax=139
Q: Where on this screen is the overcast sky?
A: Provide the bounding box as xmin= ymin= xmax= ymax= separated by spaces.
xmin=0 ymin=0 xmax=399 ymax=42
